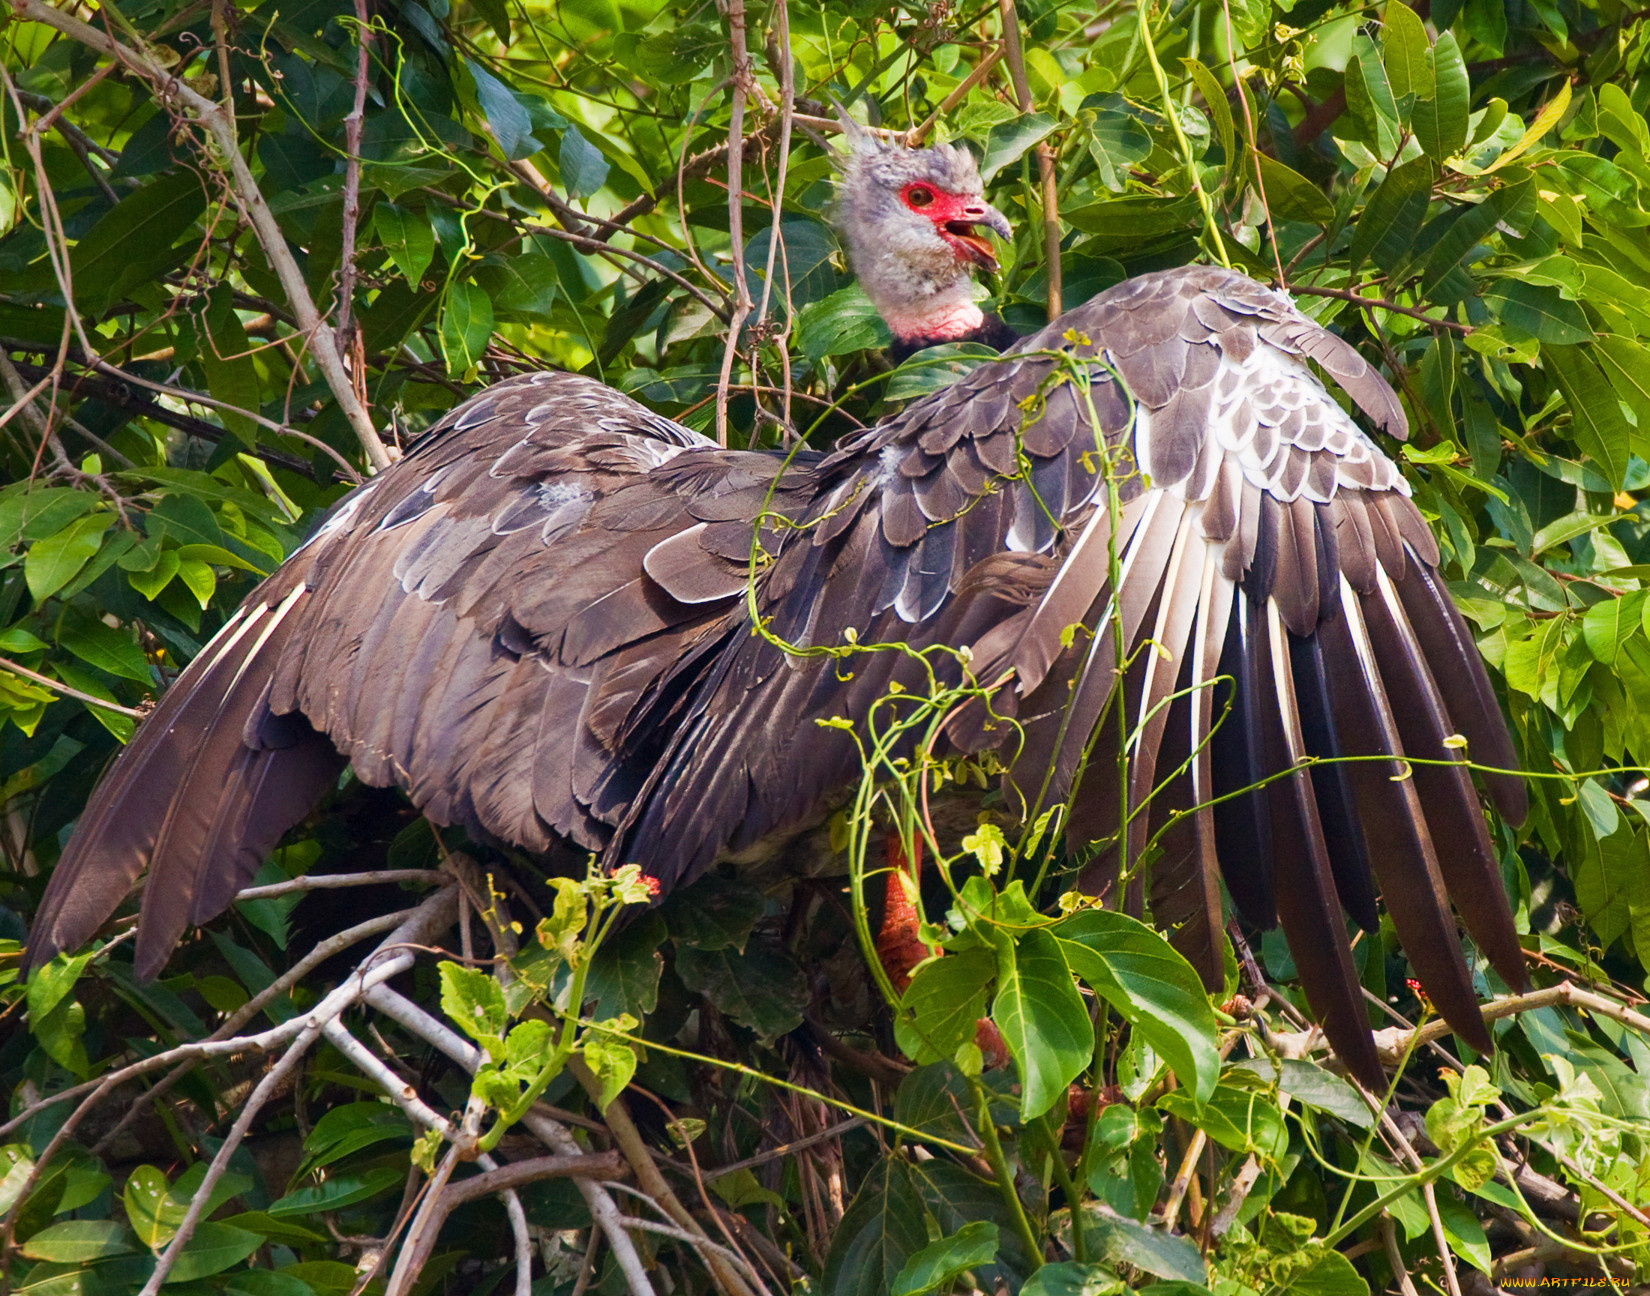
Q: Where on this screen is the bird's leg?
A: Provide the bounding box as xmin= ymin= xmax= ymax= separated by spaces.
xmin=874 ymin=830 xmax=937 ymax=993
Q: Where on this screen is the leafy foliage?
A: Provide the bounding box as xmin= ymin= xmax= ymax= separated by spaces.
xmin=4 ymin=0 xmax=1650 ymax=1290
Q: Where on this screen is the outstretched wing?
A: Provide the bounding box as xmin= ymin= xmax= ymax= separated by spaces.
xmin=623 ymin=266 xmax=1528 ymax=1088
xmin=27 ymin=372 xmax=808 ymax=977
xmin=29 ymin=268 xmax=1526 ymax=1089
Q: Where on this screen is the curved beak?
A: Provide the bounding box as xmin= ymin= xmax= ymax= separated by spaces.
xmin=943 ymin=201 xmax=1013 ymax=271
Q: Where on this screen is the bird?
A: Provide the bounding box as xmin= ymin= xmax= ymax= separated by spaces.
xmin=25 ymin=126 xmax=1529 ymax=1089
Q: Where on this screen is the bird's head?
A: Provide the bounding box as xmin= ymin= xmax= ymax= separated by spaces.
xmin=833 ymin=126 xmax=1013 ymax=348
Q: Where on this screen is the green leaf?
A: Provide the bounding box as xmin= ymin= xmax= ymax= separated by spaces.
xmin=1546 ymin=344 xmax=1632 ymax=489
xmin=71 ymin=170 xmax=208 ymax=314
xmin=1413 ymin=32 xmax=1469 ymax=159
xmin=1595 ymin=333 xmax=1650 ymax=447
xmin=1349 ymin=157 xmax=1434 ymax=275
xmin=1583 ymin=592 xmax=1650 ymax=664
xmin=375 ymin=204 xmax=436 ymax=288
xmin=1283 ymin=1247 xmax=1369 ymax=1294
xmin=1434 ymin=1194 xmax=1492 ymax=1273
xmin=1381 ymin=1 xmax=1431 ymax=106
xmin=1159 ymin=1079 xmax=1288 ymax=1160
xmin=821 ymin=1157 xmax=929 ymax=1296
xmin=979 ymin=112 xmax=1058 ymax=183
xmin=890 ymin=1221 xmax=999 ymax=1296
xmin=663 ymin=874 xmax=764 ymax=949
xmin=467 ymin=57 xmax=539 ymax=160
xmin=0 ymin=486 xmax=95 ymax=547
xmin=194 ymin=288 xmax=261 ymax=445
xmin=439 ymin=961 xmax=508 ymax=1045
xmin=1020 ymin=1262 xmax=1121 ymax=1296
xmin=267 ymin=1166 xmax=405 ymax=1216
xmin=440 ymin=281 xmax=494 ymax=375
xmin=907 ymin=1158 xmax=1035 ymax=1283
xmin=1075 ymin=1204 xmax=1206 ymax=1282
xmin=124 ymin=1164 xmax=185 ymax=1247
xmin=895 ymin=1064 xmax=1017 ymax=1148
xmin=19 ymin=1220 xmax=135 ymax=1263
xmin=559 ymin=127 xmax=610 ymax=199
xmin=57 ymin=613 xmax=150 ymax=685
xmin=1053 ymin=910 xmax=1219 ymax=1104
xmin=25 ymin=513 xmax=113 ymax=603
xmin=796 ymin=285 xmax=892 ymax=364
xmin=297 ymin=1102 xmax=412 ymax=1177
xmin=584 ymin=911 xmax=665 ymax=1019
xmin=674 ymin=942 xmax=808 ymax=1038
xmin=582 ymin=1035 xmax=636 ymax=1109
xmin=990 ymin=927 xmax=1093 ymax=1120
xmin=1182 ymin=59 xmax=1232 ymax=165
xmin=1063 ymin=195 xmax=1198 ymax=239
xmin=1345 ymin=43 xmax=1400 ymax=156
xmin=897 ymin=947 xmax=993 ymax=1064
xmin=1559 ymin=154 xmax=1650 ymax=227
xmin=1421 ymin=176 xmax=1535 ymax=292
xmin=1253 ymin=153 xmax=1335 ymax=224
xmin=168 ymin=1222 xmax=266 ymax=1282
xmin=1482 ymin=280 xmax=1590 ymax=344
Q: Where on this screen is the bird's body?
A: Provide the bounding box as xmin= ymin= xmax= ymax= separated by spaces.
xmin=27 ymin=131 xmax=1528 ymax=1089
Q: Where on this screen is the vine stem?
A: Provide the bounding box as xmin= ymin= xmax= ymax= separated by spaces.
xmin=1137 ymin=0 xmax=1231 ymax=269
xmin=971 ymin=1076 xmax=1045 ymax=1272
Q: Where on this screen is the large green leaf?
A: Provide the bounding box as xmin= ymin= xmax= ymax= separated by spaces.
xmin=1074 ymin=1204 xmax=1205 ymax=1283
xmin=1413 ymin=32 xmax=1469 ymax=159
xmin=1053 ymin=910 xmax=1219 ymax=1104
xmin=1483 ymin=280 xmax=1591 ymax=343
xmin=1158 ymin=1079 xmax=1288 ymax=1160
xmin=990 ymin=927 xmax=1094 ymax=1119
xmin=1546 ymin=344 xmax=1633 ymax=489
xmin=70 ymin=170 xmax=208 ymax=314
xmin=897 ymin=946 xmax=994 ymax=1063
xmin=440 ymin=281 xmax=495 ymax=374
xmin=1349 ymin=156 xmax=1434 ymax=274
xmin=674 ymin=941 xmax=808 ymax=1038
xmin=890 ymin=1221 xmax=998 ymax=1296
xmin=979 ymin=112 xmax=1058 ymax=182
xmin=25 ymin=513 xmax=113 ymax=603
xmin=19 ymin=1221 xmax=135 ymax=1263
xmin=821 ymin=1157 xmax=929 ymax=1296
xmin=1381 ymin=0 xmax=1431 ymax=106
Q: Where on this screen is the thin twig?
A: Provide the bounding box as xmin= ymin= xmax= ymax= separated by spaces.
xmin=0 ymin=656 xmax=146 ymax=717
xmin=336 ymin=0 xmax=372 ymax=414
xmin=570 ymin=1059 xmax=763 ymax=1296
xmin=89 ymin=907 xmax=423 ymax=1158
xmin=998 ymin=0 xmax=1061 ymax=317
xmin=360 ymin=985 xmax=660 ymax=1296
xmin=234 ymin=869 xmax=448 ymax=900
xmin=1288 ymin=282 xmax=1473 ymax=332
xmin=715 ymin=0 xmax=757 ymax=445
xmin=907 ymin=48 xmax=1005 ymax=147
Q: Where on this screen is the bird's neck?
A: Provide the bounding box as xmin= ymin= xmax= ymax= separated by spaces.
xmin=882 ymin=297 xmax=987 ymax=346
xmin=887 ymin=306 xmax=1019 ymax=364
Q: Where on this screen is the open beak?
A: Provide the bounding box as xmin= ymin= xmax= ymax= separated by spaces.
xmin=943 ymin=204 xmax=1012 ymax=271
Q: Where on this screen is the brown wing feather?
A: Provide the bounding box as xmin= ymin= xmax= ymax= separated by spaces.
xmin=28 ymin=270 xmax=1528 ymax=1096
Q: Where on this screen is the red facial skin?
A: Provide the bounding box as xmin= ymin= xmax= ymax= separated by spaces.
xmin=899 ymin=182 xmax=1001 ymax=269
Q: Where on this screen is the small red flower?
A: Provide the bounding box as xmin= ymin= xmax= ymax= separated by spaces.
xmin=641 ymin=874 xmax=661 ymax=898
xmin=1406 ymin=977 xmax=1431 ymax=1007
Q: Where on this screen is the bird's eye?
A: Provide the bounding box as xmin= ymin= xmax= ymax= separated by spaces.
xmin=907 ymin=186 xmax=934 ymax=208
